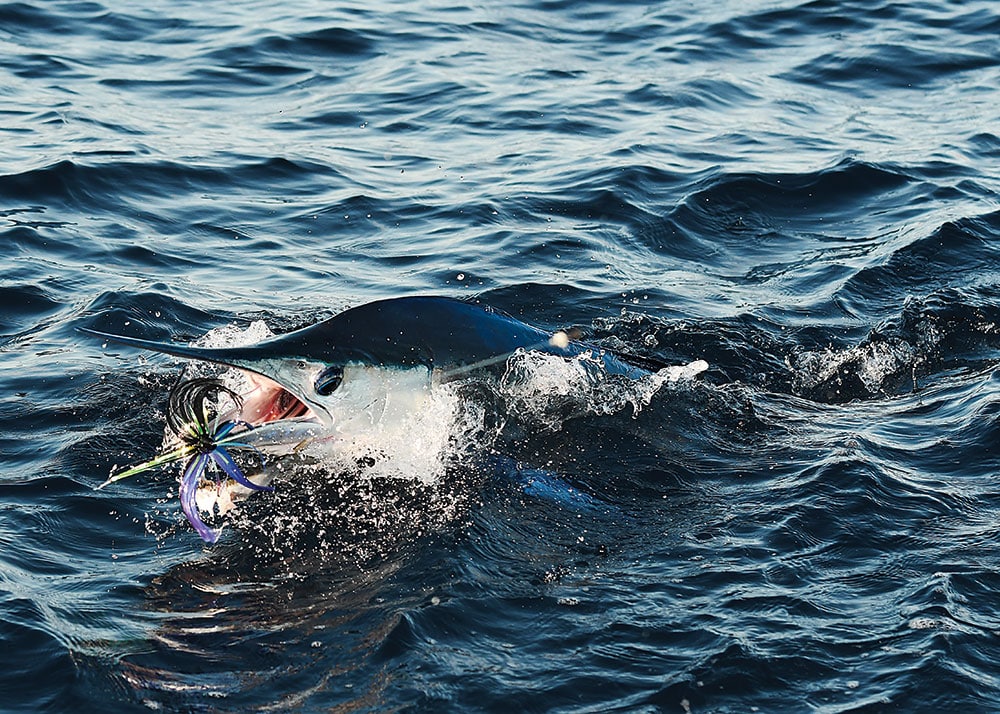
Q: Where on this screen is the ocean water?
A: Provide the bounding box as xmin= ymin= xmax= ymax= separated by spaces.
xmin=3 ymin=0 xmax=1000 ymax=711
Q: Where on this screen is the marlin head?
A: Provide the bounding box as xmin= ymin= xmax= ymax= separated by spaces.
xmin=77 ymin=323 xmax=431 ymax=433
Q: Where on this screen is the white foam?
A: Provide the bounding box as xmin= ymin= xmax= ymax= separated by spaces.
xmin=301 ymin=378 xmax=463 ymax=485
xmin=498 ymin=350 xmax=708 ymax=429
xmin=791 ymin=339 xmax=916 ymax=396
xmin=195 ymin=319 xmax=276 ymax=348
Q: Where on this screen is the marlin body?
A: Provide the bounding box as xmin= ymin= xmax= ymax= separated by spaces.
xmin=84 ymin=296 xmax=653 ymax=448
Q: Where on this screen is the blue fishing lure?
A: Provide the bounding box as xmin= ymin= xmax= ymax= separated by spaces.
xmin=98 ymin=378 xmax=272 ymax=543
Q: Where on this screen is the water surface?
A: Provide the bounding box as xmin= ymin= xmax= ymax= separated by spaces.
xmin=3 ymin=0 xmax=1000 ymax=711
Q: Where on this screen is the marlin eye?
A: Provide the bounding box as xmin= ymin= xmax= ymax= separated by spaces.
xmin=314 ymin=365 xmax=344 ymax=396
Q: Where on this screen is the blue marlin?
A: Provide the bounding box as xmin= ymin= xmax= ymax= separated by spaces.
xmin=83 ymin=296 xmax=704 ymax=541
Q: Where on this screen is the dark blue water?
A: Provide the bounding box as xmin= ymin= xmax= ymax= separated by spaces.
xmin=4 ymin=0 xmax=1000 ymax=711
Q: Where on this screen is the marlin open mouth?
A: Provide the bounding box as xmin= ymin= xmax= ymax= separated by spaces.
xmin=238 ymin=372 xmax=314 ymax=426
